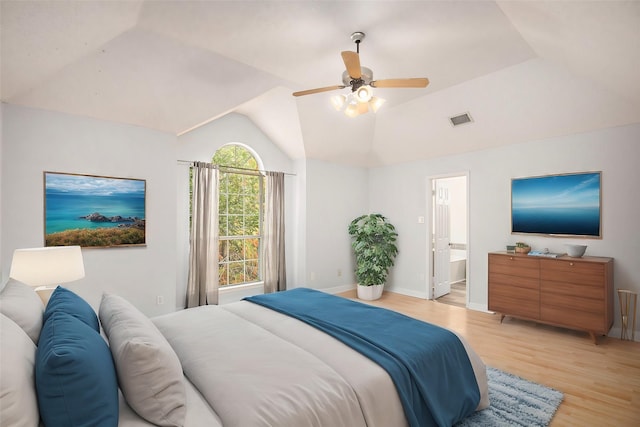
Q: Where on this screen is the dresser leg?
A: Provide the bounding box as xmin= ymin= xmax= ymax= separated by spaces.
xmin=589 ymin=331 xmax=598 ymax=345
xmin=500 ymin=314 xmax=506 ymax=323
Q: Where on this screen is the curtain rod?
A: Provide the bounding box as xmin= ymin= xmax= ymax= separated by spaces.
xmin=177 ymin=160 xmax=296 ymax=176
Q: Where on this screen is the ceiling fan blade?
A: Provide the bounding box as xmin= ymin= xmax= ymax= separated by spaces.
xmin=371 ymin=78 xmax=430 ymax=88
xmin=341 ymin=51 xmax=362 ymax=79
xmin=292 ymin=85 xmax=345 ymax=97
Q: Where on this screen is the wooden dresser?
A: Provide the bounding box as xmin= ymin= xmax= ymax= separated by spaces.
xmin=488 ymin=251 xmax=614 ymax=343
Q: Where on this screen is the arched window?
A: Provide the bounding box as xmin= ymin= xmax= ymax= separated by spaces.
xmin=213 ymin=144 xmax=263 ymax=286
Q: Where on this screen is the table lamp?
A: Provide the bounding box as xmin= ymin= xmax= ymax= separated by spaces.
xmin=9 ymin=246 xmax=85 ymax=303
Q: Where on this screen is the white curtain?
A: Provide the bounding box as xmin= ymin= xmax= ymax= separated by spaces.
xmin=263 ymin=171 xmax=286 ymax=293
xmin=186 ymin=162 xmax=219 ymax=307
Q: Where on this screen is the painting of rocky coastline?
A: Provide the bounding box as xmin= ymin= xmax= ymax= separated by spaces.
xmin=44 ymin=172 xmax=146 ymax=247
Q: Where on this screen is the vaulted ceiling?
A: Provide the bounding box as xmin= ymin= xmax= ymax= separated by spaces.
xmin=2 ymin=1 xmax=639 ymax=167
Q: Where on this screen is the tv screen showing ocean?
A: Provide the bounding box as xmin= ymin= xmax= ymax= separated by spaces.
xmin=45 ymin=172 xmax=146 ymax=235
xmin=511 ymin=172 xmax=601 ymax=237
xmin=512 ymin=206 xmax=600 ymax=236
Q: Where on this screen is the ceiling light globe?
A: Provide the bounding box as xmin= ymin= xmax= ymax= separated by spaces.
xmin=355 ymin=85 xmax=373 ymax=102
xmin=369 ymin=96 xmax=386 ymax=113
xmin=344 ymin=103 xmax=360 ymax=118
xmin=330 ymin=94 xmax=346 ymax=111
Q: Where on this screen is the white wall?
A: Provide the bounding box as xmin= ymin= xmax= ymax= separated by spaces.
xmin=304 ymin=159 xmax=368 ymax=292
xmin=1 ymin=104 xmax=178 ymax=316
xmin=368 ymin=123 xmax=640 ymax=334
xmin=367 ymin=162 xmax=432 ymax=298
xmin=291 ymin=158 xmax=307 ymax=287
xmin=176 ymin=113 xmax=295 ymax=307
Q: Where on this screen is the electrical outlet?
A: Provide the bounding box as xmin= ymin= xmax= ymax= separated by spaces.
xmin=156 ymin=295 xmax=164 ymax=305
xmin=310 ymin=272 xmax=316 ymax=281
xmin=337 ymin=269 xmax=342 ymax=277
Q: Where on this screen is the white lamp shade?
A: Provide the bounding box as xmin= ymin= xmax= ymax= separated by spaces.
xmin=10 ymin=246 xmax=85 ymax=287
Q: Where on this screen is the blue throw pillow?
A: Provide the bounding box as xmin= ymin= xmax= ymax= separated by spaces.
xmin=36 ymin=311 xmax=119 ymax=427
xmin=44 ymin=286 xmax=100 ymax=332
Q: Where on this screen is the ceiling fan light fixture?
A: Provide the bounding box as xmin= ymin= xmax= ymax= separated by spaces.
xmin=369 ymin=96 xmax=385 ymax=113
xmin=355 ymin=85 xmax=373 ymax=102
xmin=330 ymin=94 xmax=347 ymax=111
xmin=357 ymin=101 xmax=369 ymax=115
xmin=338 ymin=90 xmax=382 ymax=117
xmin=344 ymin=102 xmax=360 ymax=118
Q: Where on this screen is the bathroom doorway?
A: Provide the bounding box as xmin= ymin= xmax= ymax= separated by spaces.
xmin=429 ymin=173 xmax=468 ymax=307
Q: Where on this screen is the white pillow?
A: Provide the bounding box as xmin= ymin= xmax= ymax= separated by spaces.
xmin=99 ymin=294 xmax=186 ymax=427
xmin=0 ymin=278 xmax=44 ymax=344
xmin=0 ymin=313 xmax=40 ymax=427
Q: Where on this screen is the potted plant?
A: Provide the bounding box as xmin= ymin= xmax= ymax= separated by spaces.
xmin=515 ymin=241 xmax=531 ymax=254
xmin=348 ymin=213 xmax=399 ymax=300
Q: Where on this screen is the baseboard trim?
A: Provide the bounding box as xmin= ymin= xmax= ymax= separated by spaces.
xmin=317 ymin=284 xmax=429 ymax=300
xmin=467 ymin=302 xmax=491 ymax=313
xmin=607 ymin=326 xmax=639 ymax=342
xmin=317 ymin=284 xmax=356 ymax=295
xmin=385 ymin=287 xmax=428 ymax=299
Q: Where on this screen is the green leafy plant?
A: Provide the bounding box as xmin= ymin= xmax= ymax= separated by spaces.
xmin=348 ymin=213 xmax=399 ymax=286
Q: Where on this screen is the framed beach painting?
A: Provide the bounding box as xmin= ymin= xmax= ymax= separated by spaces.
xmin=44 ymin=172 xmax=146 ymax=248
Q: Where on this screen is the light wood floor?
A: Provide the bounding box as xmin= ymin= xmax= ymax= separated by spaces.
xmin=338 ymin=290 xmax=640 ymax=426
xmin=436 ymin=281 xmax=467 ymax=308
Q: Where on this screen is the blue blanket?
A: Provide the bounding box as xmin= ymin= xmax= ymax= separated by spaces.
xmin=245 ymin=288 xmax=480 ymax=427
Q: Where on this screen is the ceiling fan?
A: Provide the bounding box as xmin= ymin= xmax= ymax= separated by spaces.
xmin=292 ymin=32 xmax=429 ymax=117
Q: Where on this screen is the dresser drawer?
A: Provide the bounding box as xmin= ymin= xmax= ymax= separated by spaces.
xmin=541 ymin=291 xmax=604 ymax=314
xmin=489 ymin=254 xmax=539 ymax=279
xmin=540 ymin=259 xmax=604 ymax=286
xmin=541 ymin=305 xmax=605 ymax=333
xmin=540 ymin=280 xmax=604 ymax=300
xmin=490 ymin=272 xmax=539 ymax=290
xmin=489 ymin=288 xmax=540 ymax=320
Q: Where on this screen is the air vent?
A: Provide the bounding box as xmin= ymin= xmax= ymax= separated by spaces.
xmin=449 ymin=112 xmax=473 ymax=127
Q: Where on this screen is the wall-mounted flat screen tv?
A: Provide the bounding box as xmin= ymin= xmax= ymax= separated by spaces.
xmin=511 ymin=171 xmax=601 ymax=238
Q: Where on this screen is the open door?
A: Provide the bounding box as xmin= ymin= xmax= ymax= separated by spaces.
xmin=433 ymin=180 xmax=451 ymax=299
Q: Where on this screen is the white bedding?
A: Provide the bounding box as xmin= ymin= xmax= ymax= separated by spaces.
xmin=149 ymin=300 xmax=489 ymax=427
xmin=153 ymin=305 xmax=370 ymax=427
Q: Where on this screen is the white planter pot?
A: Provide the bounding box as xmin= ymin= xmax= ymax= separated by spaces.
xmin=357 ymin=284 xmax=384 ymax=301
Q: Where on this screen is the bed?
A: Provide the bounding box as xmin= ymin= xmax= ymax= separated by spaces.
xmin=0 ymin=279 xmax=489 ymax=427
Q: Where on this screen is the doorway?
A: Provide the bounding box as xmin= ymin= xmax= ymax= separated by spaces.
xmin=429 ymin=173 xmax=468 ymax=307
